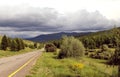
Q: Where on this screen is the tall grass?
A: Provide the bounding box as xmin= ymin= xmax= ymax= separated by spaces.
xmin=27 ymin=52 xmax=118 ymax=77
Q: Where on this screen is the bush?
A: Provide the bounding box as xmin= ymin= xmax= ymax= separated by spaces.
xmin=101 ymin=44 xmax=109 ymax=51
xmin=53 ymin=41 xmax=61 ymax=48
xmin=88 ymin=49 xmax=95 ymax=52
xmin=45 ymin=43 xmax=56 ymax=52
xmin=29 ymin=44 xmax=35 ymax=49
xmin=58 ymin=36 xmax=85 ymax=59
xmin=89 ymin=50 xmax=112 ymax=60
xmin=108 ymin=47 xmax=120 ymax=65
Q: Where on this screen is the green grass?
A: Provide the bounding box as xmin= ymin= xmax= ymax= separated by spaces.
xmin=27 ymin=52 xmax=118 ymax=77
xmin=0 ymin=47 xmax=36 ymax=58
xmin=0 ymin=35 xmax=38 ymax=58
xmin=82 ymin=57 xmax=118 ymax=77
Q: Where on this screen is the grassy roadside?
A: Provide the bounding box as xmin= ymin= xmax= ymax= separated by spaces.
xmin=27 ymin=52 xmax=118 ymax=77
xmin=0 ymin=47 xmax=36 ymax=58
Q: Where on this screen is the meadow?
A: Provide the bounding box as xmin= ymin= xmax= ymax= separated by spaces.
xmin=0 ymin=47 xmax=36 ymax=58
xmin=27 ymin=51 xmax=118 ymax=77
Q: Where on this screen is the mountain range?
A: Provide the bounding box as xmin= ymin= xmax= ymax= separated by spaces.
xmin=26 ymin=32 xmax=91 ymax=42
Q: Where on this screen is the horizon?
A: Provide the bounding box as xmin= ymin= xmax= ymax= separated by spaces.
xmin=0 ymin=0 xmax=120 ymax=38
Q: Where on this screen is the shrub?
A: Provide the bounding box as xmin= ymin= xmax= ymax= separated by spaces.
xmin=45 ymin=43 xmax=56 ymax=52
xmin=29 ymin=44 xmax=35 ymax=49
xmin=108 ymin=47 xmax=120 ymax=65
xmin=85 ymin=52 xmax=88 ymax=55
xmin=88 ymin=49 xmax=95 ymax=52
xmin=108 ymin=46 xmax=120 ymax=77
xmin=34 ymin=43 xmax=38 ymax=48
xmin=58 ymin=36 xmax=85 ymax=59
xmin=53 ymin=41 xmax=61 ymax=48
xmin=101 ymin=44 xmax=109 ymax=51
xmin=89 ymin=50 xmax=112 ymax=60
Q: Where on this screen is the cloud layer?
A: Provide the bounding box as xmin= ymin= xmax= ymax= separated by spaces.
xmin=0 ymin=7 xmax=119 ymax=38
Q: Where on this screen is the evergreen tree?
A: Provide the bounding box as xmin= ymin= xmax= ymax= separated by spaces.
xmin=109 ymin=45 xmax=120 ymax=77
xmin=19 ymin=39 xmax=25 ymax=49
xmin=7 ymin=37 xmax=11 ymax=47
xmin=34 ymin=43 xmax=37 ymax=48
xmin=10 ymin=40 xmax=17 ymax=51
xmin=1 ymin=35 xmax=9 ymax=50
xmin=15 ymin=38 xmax=21 ymax=51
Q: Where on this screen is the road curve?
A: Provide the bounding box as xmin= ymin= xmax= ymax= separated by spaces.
xmin=0 ymin=48 xmax=44 ymax=77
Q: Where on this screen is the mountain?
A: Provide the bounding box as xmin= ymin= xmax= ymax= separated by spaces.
xmin=27 ymin=32 xmax=91 ymax=42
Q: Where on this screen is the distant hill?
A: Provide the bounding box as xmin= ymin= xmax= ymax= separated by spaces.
xmin=77 ymin=27 xmax=120 ymax=49
xmin=26 ymin=32 xmax=91 ymax=42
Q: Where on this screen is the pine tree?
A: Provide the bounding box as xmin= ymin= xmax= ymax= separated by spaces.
xmin=109 ymin=46 xmax=120 ymax=77
xmin=1 ymin=35 xmax=9 ymax=50
xmin=7 ymin=37 xmax=11 ymax=47
xmin=10 ymin=40 xmax=17 ymax=51
xmin=14 ymin=38 xmax=25 ymax=51
xmin=19 ymin=39 xmax=25 ymax=49
xmin=34 ymin=43 xmax=37 ymax=48
xmin=15 ymin=38 xmax=21 ymax=51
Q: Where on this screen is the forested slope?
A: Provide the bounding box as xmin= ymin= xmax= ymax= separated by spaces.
xmin=78 ymin=27 xmax=120 ymax=49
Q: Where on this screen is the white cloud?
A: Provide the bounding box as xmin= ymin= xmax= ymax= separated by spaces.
xmin=0 ymin=0 xmax=120 ymax=19
xmin=0 ymin=7 xmax=119 ymax=37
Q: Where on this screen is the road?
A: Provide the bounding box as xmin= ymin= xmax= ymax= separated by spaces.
xmin=0 ymin=48 xmax=44 ymax=77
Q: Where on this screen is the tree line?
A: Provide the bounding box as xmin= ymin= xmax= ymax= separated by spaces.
xmin=79 ymin=27 xmax=120 ymax=49
xmin=0 ymin=35 xmax=42 ymax=51
xmin=0 ymin=35 xmax=25 ymax=51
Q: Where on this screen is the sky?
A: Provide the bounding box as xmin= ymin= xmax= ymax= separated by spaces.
xmin=0 ymin=0 xmax=120 ymax=38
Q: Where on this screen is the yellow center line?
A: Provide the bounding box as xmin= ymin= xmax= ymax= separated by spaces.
xmin=8 ymin=57 xmax=35 ymax=77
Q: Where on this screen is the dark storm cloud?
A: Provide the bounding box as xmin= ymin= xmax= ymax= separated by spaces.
xmin=0 ymin=7 xmax=119 ymax=37
xmin=0 ymin=7 xmax=65 ymax=33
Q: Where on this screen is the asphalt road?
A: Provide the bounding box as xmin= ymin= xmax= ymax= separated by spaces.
xmin=0 ymin=48 xmax=44 ymax=77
